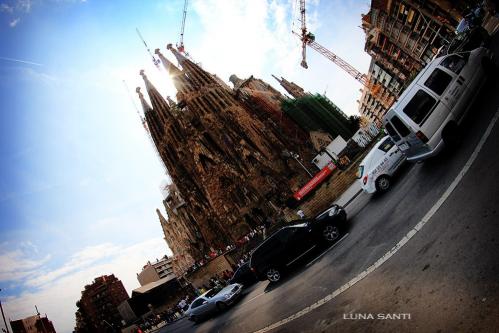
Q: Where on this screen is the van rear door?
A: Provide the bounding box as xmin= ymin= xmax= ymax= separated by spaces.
xmin=402 ymin=87 xmax=449 ymax=141
xmin=385 ymin=113 xmax=426 ymax=156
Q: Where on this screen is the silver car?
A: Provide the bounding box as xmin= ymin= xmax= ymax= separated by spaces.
xmin=185 ymin=283 xmax=243 ymax=323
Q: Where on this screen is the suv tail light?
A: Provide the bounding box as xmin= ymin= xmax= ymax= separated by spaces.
xmin=416 ymin=131 xmax=429 ymax=143
xmin=363 ymin=175 xmax=368 ymax=185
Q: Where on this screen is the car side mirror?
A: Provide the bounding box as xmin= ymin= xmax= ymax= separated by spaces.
xmin=202 ymin=300 xmax=208 ymax=305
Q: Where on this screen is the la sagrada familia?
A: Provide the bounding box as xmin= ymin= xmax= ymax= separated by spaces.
xmin=136 ymin=44 xmax=315 ymax=275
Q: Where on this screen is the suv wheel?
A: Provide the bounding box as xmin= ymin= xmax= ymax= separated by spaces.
xmin=323 ymin=224 xmax=340 ymax=242
xmin=266 ymin=267 xmax=281 ymax=283
xmin=375 ymin=175 xmax=391 ymax=192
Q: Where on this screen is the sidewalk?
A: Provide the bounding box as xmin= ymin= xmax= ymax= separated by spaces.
xmin=333 ymin=180 xmax=363 ymax=208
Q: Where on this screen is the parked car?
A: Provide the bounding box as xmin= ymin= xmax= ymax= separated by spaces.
xmin=383 ymin=47 xmax=495 ymax=162
xmin=185 ymin=283 xmax=243 ymax=323
xmin=228 ymin=262 xmax=258 ymax=287
xmin=357 ymin=136 xmax=406 ymax=193
xmin=249 ymin=204 xmax=347 ymax=283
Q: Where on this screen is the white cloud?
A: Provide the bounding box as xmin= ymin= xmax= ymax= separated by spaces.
xmin=9 ymin=17 xmax=20 ymax=27
xmin=16 ymin=0 xmax=32 ymax=13
xmin=191 ymin=0 xmax=295 ymax=81
xmin=0 ymin=3 xmax=14 ymax=13
xmin=1 ymin=238 xmax=168 ymax=333
xmin=0 ymin=248 xmax=51 ymax=282
xmin=24 ymin=243 xmax=122 ymax=288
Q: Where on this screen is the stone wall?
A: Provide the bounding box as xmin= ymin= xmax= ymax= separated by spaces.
xmin=185 ymin=255 xmax=234 ymax=289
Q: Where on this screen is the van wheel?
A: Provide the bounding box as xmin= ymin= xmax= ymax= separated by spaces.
xmin=375 ymin=176 xmax=391 ymax=192
xmin=266 ymin=267 xmax=281 ymax=283
xmin=442 ymin=122 xmax=461 ymax=149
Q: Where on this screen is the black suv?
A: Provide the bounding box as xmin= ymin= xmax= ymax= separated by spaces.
xmin=249 ymin=204 xmax=347 ymax=283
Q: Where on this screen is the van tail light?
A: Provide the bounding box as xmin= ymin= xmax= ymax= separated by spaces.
xmin=416 ymin=131 xmax=429 ymax=143
xmin=363 ymin=175 xmax=368 ymax=185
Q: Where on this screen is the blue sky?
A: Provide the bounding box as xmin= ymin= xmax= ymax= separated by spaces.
xmin=0 ymin=0 xmax=370 ymax=332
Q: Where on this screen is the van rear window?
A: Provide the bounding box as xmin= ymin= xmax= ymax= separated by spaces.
xmin=391 ymin=115 xmax=411 ymax=137
xmin=403 ymin=90 xmax=436 ymax=125
xmin=440 ymin=55 xmax=466 ymax=74
xmin=385 ymin=122 xmax=400 ymax=142
xmin=424 ymin=68 xmax=452 ymax=95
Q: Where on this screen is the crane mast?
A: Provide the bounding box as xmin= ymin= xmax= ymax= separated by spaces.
xmin=296 ymin=0 xmax=392 ymax=108
xmin=177 ymin=0 xmax=188 ymax=53
xmin=136 ymin=28 xmax=161 ymax=69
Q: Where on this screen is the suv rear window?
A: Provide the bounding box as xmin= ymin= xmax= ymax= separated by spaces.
xmin=440 ymin=55 xmax=466 ymax=74
xmin=403 ymin=90 xmax=436 ymax=125
xmin=424 ymin=68 xmax=452 ymax=95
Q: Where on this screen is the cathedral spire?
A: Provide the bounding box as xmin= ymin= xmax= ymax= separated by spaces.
xmin=136 ymin=86 xmax=163 ymax=147
xmin=229 ymin=74 xmax=245 ymax=90
xmin=272 ymin=74 xmax=307 ymax=99
xmin=140 ymin=69 xmax=173 ymax=123
xmin=155 ymin=48 xmax=194 ymax=95
xmin=167 ymin=44 xmax=216 ymax=87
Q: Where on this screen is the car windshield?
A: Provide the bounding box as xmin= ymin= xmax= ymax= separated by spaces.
xmin=315 ymin=206 xmax=337 ymax=219
xmin=204 ymin=286 xmax=223 ymax=298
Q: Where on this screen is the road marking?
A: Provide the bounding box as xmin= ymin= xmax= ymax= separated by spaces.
xmin=306 ymin=233 xmax=349 ymax=267
xmin=241 ymin=292 xmax=266 ymax=305
xmin=253 ymin=108 xmax=499 ymax=333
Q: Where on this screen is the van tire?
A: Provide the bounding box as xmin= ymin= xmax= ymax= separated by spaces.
xmin=442 ymin=122 xmax=461 ymax=149
xmin=375 ymin=175 xmax=391 ymax=192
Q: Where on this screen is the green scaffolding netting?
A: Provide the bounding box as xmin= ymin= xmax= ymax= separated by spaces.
xmin=281 ymin=94 xmax=358 ymax=139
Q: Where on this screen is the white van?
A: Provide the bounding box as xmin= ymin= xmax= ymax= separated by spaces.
xmin=357 ymin=136 xmax=406 ymax=193
xmin=383 ymin=47 xmax=494 ymax=162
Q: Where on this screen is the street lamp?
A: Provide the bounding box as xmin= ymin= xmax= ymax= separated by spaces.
xmin=282 ymin=150 xmax=313 ymax=178
xmin=0 ymin=289 xmax=10 ymax=333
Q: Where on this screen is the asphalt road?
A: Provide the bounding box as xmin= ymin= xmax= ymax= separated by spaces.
xmin=160 ymin=39 xmax=499 ymax=333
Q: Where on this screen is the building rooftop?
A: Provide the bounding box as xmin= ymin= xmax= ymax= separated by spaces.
xmin=132 ymin=275 xmax=177 ymax=294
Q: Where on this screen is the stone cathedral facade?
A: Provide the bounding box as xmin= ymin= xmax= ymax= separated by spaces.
xmin=136 ymin=45 xmax=315 ymax=275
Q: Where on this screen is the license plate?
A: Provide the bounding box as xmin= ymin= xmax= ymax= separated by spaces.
xmin=399 ymin=143 xmax=409 ymax=151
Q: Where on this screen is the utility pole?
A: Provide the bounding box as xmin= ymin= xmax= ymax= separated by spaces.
xmin=0 ymin=289 xmax=10 ymax=333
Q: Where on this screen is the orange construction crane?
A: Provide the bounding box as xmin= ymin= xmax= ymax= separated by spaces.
xmin=177 ymin=0 xmax=188 ymax=53
xmin=295 ymin=0 xmax=392 ymax=107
